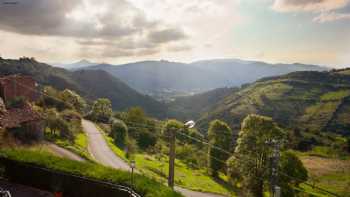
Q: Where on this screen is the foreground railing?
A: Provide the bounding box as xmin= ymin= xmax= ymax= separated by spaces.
xmin=0 ymin=158 xmax=141 ymax=197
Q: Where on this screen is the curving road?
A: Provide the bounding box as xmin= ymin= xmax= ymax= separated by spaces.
xmin=81 ymin=119 xmax=226 ymax=197
xmin=82 ymin=119 xmax=130 ymax=170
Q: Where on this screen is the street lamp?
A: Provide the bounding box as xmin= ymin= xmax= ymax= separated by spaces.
xmin=184 ymin=120 xmax=196 ymax=129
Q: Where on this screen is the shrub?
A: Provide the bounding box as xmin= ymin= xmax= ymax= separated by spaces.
xmin=7 ymin=96 xmax=26 ymax=108
xmin=110 ymin=119 xmax=128 ymax=149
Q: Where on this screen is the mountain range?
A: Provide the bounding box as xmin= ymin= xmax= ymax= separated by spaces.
xmin=2 ymin=57 xmax=350 ymax=139
xmin=183 ymin=69 xmax=350 ymax=137
xmin=69 ymin=59 xmax=328 ymax=101
xmin=0 ymin=57 xmax=167 ymax=118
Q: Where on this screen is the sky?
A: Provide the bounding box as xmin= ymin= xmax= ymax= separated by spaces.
xmin=0 ymin=0 xmax=349 ymax=68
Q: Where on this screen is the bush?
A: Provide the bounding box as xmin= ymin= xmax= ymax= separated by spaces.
xmin=126 ymin=138 xmax=138 ymax=159
xmin=8 ymin=122 xmax=43 ymax=143
xmin=7 ymin=96 xmax=26 ymax=108
xmin=57 ymin=118 xmax=74 ymax=141
xmin=110 ymin=119 xmax=128 ymax=149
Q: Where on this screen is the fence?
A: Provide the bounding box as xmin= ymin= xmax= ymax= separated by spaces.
xmin=0 ymin=157 xmax=141 ymax=197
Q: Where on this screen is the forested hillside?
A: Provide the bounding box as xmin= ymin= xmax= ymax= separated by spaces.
xmin=196 ymin=69 xmax=350 ymax=136
xmin=167 ymin=87 xmax=238 ymax=120
xmin=0 ymin=57 xmax=167 ymax=118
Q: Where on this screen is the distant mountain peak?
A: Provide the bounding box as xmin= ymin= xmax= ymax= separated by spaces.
xmin=53 ymin=59 xmax=98 ymax=70
xmin=76 ymin=59 xmax=92 ymax=64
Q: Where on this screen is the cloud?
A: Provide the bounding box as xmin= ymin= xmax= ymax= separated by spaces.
xmin=0 ymin=0 xmax=158 ymax=38
xmin=0 ymin=0 xmax=188 ymax=58
xmin=0 ymin=0 xmax=242 ymax=61
xmin=77 ymin=39 xmax=157 ymax=50
xmin=167 ymin=45 xmax=192 ymax=52
xmin=148 ymin=28 xmax=188 ymax=44
xmin=313 ymin=11 xmax=350 ymax=22
xmin=273 ymin=0 xmax=349 ymax=12
xmin=100 ymin=47 xmax=159 ymax=58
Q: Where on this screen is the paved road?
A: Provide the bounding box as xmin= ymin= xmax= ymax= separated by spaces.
xmin=47 ymin=143 xmax=85 ymax=162
xmin=82 ymin=119 xmax=130 ymax=170
xmin=81 ymin=119 xmax=226 ymax=197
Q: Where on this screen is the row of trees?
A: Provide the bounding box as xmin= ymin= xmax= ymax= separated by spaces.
xmin=205 ymin=115 xmax=308 ymax=197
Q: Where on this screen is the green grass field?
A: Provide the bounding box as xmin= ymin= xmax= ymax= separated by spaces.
xmin=0 ymin=149 xmax=183 ymax=197
xmin=293 ymin=149 xmax=350 ymax=196
xmin=96 ymin=124 xmax=234 ymax=196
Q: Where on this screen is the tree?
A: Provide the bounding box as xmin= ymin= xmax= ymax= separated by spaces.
xmin=125 ymin=107 xmax=159 ymax=150
xmin=91 ymin=98 xmax=112 ymax=122
xmin=126 ymin=107 xmax=146 ymax=124
xmin=227 ymin=114 xmax=285 ymax=197
xmin=41 ymin=86 xmax=71 ymax=111
xmin=207 ymin=120 xmax=232 ymax=177
xmin=278 ymin=151 xmax=308 ymax=197
xmin=46 ymin=108 xmax=59 ymax=135
xmin=57 ymin=118 xmax=74 ymax=141
xmin=60 ymin=89 xmax=86 ymax=113
xmin=111 ymin=119 xmax=128 ymax=149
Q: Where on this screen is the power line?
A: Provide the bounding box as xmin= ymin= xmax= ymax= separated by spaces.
xmin=172 ymin=139 xmax=229 ymax=166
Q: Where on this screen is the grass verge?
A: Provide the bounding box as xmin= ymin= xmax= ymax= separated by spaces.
xmin=0 ymin=148 xmax=183 ymax=197
xmin=45 ymin=130 xmax=92 ymax=161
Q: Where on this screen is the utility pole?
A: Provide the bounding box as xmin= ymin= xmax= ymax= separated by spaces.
xmin=167 ymin=121 xmax=194 ymax=189
xmin=270 ymin=139 xmax=281 ymax=197
xmin=168 ymin=128 xmax=175 ymax=189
